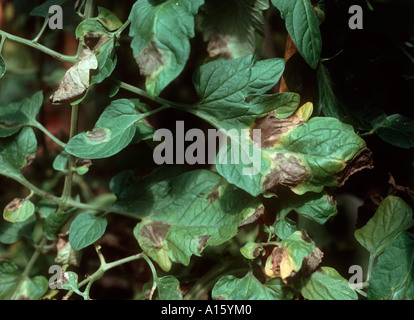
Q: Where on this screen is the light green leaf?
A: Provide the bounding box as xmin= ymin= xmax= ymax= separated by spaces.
xmin=61 ymin=271 xmax=85 ymax=298
xmin=155 ymin=275 xmax=183 ymax=300
xmin=14 ymin=275 xmax=49 ymax=300
xmin=374 ymin=114 xmax=414 ymax=148
xmin=53 ymin=151 xmax=68 ymax=172
xmin=278 ymin=191 xmax=337 ymax=224
xmin=3 ymin=198 xmax=35 ymax=223
xmin=0 ymin=127 xmax=37 ymax=180
xmin=66 ymin=99 xmax=148 ymax=159
xmin=129 ymin=0 xmax=204 ymax=96
xmin=0 ymin=53 xmax=6 ymax=78
xmin=240 ymin=241 xmax=264 ymax=260
xmin=202 ymin=0 xmax=269 ymax=59
xmin=355 ymin=196 xmax=414 ymax=258
xmin=69 ymin=212 xmax=107 ymax=250
xmin=271 ymin=0 xmax=322 ymax=69
xmin=300 ymin=267 xmax=358 ymax=300
xmin=212 ymin=272 xmax=293 ymax=300
xmin=368 ymin=232 xmax=414 ymax=300
xmin=0 ymin=91 xmax=43 ymax=137
xmin=96 ymin=7 xmax=123 ymax=31
xmin=55 ymin=241 xmax=82 ymax=266
xmin=110 ymin=167 xmax=263 ymax=272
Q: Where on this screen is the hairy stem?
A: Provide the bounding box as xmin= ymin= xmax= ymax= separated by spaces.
xmin=32 ymin=121 xmax=67 ymax=149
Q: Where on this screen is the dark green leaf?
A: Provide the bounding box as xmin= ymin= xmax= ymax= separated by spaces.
xmin=274 ymin=217 xmax=297 ymax=239
xmin=0 ymin=215 xmax=36 ymax=244
xmin=29 ymin=0 xmax=66 ymax=17
xmin=129 ymin=0 xmax=204 ymax=96
xmin=69 ymin=212 xmax=107 ymax=250
xmin=212 ymin=272 xmax=293 ymax=300
xmin=355 ymin=196 xmax=414 ymax=258
xmin=155 ymin=276 xmax=183 ymax=300
xmin=368 ymin=232 xmax=414 ymax=300
xmin=271 ymin=0 xmax=322 ymax=69
xmin=374 ymin=114 xmax=414 ymax=148
xmin=300 ymin=267 xmax=358 ymax=300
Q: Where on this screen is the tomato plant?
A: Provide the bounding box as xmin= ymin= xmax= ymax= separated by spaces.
xmin=0 ymin=0 xmax=413 ymax=300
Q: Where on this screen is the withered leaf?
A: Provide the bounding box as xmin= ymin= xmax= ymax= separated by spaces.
xmin=49 ymin=47 xmax=98 ymax=104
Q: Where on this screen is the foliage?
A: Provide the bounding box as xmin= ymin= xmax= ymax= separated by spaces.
xmin=0 ymin=0 xmax=413 ymax=301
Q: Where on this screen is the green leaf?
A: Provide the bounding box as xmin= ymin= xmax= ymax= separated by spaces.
xmin=66 ymin=99 xmax=148 ymax=159
xmin=53 ymin=151 xmax=68 ymax=172
xmin=278 ymin=191 xmax=337 ymax=224
xmin=154 ymin=276 xmax=183 ymax=300
xmin=0 ymin=127 xmax=37 ymax=180
xmin=3 ymin=198 xmax=35 ymax=223
xmin=0 ymin=53 xmax=6 ymax=79
xmin=0 ymin=260 xmax=48 ymax=300
xmin=96 ymin=7 xmax=123 ymax=31
xmin=212 ymin=272 xmax=293 ymax=300
xmin=69 ymin=212 xmax=107 ymax=250
xmin=61 ymin=271 xmax=85 ymax=298
xmin=271 ymin=0 xmax=322 ymax=69
xmin=368 ymin=232 xmax=414 ymax=300
xmin=202 ymin=0 xmax=269 ymax=59
xmin=274 ymin=217 xmax=297 ymax=239
xmin=0 ymin=215 xmax=36 ymax=244
xmin=44 ymin=208 xmax=76 ymax=240
xmin=110 ymin=167 xmax=263 ymax=272
xmin=300 ymin=267 xmax=358 ymax=300
xmin=29 ymin=0 xmax=66 ymax=17
xmin=355 ymin=196 xmax=414 ymax=258
xmin=128 ymin=0 xmax=204 ymax=96
xmin=374 ymin=114 xmax=414 ymax=148
xmin=55 ymin=241 xmax=82 ymax=266
xmin=0 ymin=91 xmax=43 ymax=138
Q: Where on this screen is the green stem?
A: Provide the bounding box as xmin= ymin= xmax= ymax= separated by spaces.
xmin=366 ymin=254 xmax=375 ymax=283
xmin=32 ymin=121 xmax=67 ymax=149
xmin=0 ymin=30 xmax=78 ymax=63
xmin=114 ymin=20 xmax=131 ymax=38
xmin=33 ymin=17 xmax=49 ymax=43
xmin=141 ymin=253 xmax=158 ymax=300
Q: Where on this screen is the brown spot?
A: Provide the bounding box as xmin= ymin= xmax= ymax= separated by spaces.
xmin=302 ymin=246 xmax=324 ymax=276
xmin=76 ymin=158 xmax=92 ymax=168
xmin=206 ymin=31 xmax=233 ymax=60
xmin=250 ymin=112 xmax=303 ymax=149
xmin=139 ymin=221 xmax=170 ymax=249
xmin=5 ymin=198 xmax=25 ymax=211
xmin=240 ymin=207 xmax=264 ymax=226
xmin=337 ymin=148 xmax=374 ymax=187
xmin=271 ymin=246 xmax=285 ymax=276
xmin=197 ymin=235 xmax=211 ymax=252
xmin=300 ymin=229 xmax=312 ymax=243
xmin=86 ymin=128 xmax=107 ymax=143
xmin=206 ymin=189 xmax=219 ymax=203
xmin=263 ymin=154 xmax=309 ymax=194
xmin=136 ymin=41 xmax=164 ymax=77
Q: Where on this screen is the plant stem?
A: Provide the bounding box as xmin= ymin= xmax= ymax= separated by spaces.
xmin=115 ymin=20 xmax=131 ymax=37
xmin=141 ymin=253 xmax=158 ymax=300
xmin=32 ymin=121 xmax=67 ymax=149
xmin=366 ymin=254 xmax=375 ymax=283
xmin=33 ymin=17 xmax=49 ymax=43
xmin=0 ymin=30 xmax=78 ymax=63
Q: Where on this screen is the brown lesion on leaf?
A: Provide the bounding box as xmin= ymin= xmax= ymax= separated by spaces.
xmin=262 ymin=153 xmax=309 ymax=194
xmin=240 ymin=207 xmax=264 ymax=226
xmin=337 ymin=148 xmax=374 ymax=187
xmin=136 ymin=41 xmax=165 ymax=77
xmin=86 ymin=128 xmax=107 ymax=143
xmin=139 ymin=221 xmax=171 ymax=249
xmin=250 ymin=112 xmax=303 ymax=149
xmin=270 ymin=246 xmax=285 ymax=277
xmin=206 ymin=31 xmax=233 ymax=60
xmin=197 ymin=235 xmax=211 ymax=253
xmin=5 ymin=198 xmax=26 ymax=212
xmin=206 ymin=189 xmax=219 ymax=203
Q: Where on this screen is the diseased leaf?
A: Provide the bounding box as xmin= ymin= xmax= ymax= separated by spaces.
xmin=0 ymin=127 xmax=37 ymax=181
xmin=129 ymin=0 xmax=204 ymax=96
xmin=202 ymin=0 xmax=269 ymax=59
xmin=110 ymin=167 xmax=263 ymax=271
xmin=300 ymin=267 xmax=358 ymax=300
xmin=355 ymin=196 xmax=414 ymax=258
xmin=49 ymin=47 xmax=98 ymax=104
xmin=368 ymin=232 xmax=414 ymax=300
xmin=0 ymin=91 xmax=43 ymax=138
xmin=271 ymin=0 xmax=322 ymax=69
xmin=14 ymin=275 xmax=48 ymax=300
xmin=240 ymin=241 xmax=264 ymax=260
xmin=69 ymin=212 xmax=107 ymax=250
xmin=212 ymin=272 xmax=294 ymax=300
xmin=66 ymin=99 xmax=148 ymax=159
xmin=374 ymin=114 xmax=414 ymax=148
xmin=154 ymin=276 xmax=183 ymax=300
xmin=96 ymin=7 xmax=123 ymax=31
xmin=3 ymin=198 xmax=35 ymax=223
xmin=55 ymin=236 xmax=82 ymax=266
